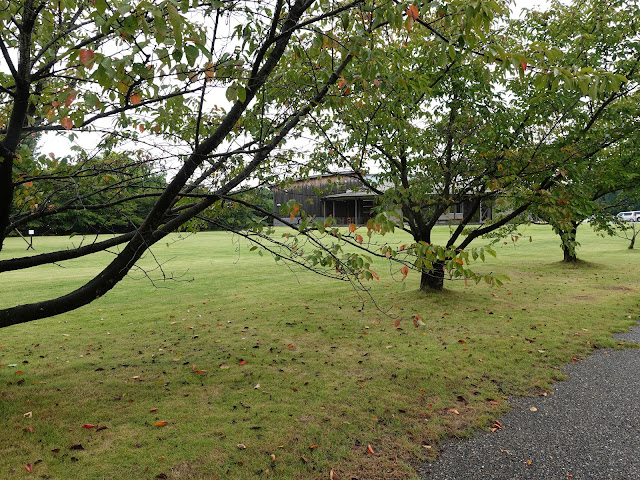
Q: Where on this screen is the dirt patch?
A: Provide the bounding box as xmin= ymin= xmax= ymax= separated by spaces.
xmin=599 ymin=285 xmax=632 ymax=291
xmin=573 ymin=295 xmax=596 ymax=301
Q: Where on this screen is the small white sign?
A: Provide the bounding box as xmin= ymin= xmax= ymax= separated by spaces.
xmin=28 ymin=230 xmax=34 ymax=235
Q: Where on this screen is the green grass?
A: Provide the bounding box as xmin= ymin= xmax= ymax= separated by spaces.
xmin=1 ymin=226 xmax=638 ymax=479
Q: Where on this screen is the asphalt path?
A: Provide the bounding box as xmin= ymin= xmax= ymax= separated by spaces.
xmin=419 ymin=325 xmax=640 ymax=480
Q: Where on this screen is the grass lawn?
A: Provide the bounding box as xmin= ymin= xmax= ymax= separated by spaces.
xmin=1 ymin=225 xmax=638 ymax=479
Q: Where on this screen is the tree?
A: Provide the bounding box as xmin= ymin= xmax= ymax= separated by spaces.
xmin=0 ymin=0 xmax=507 ymax=326
xmin=0 ymin=0 xmax=381 ymax=326
xmin=515 ymin=0 xmax=640 ymax=262
xmin=298 ymin=0 xmax=640 ymax=289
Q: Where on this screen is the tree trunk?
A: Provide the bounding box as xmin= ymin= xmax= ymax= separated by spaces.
xmin=420 ymin=260 xmax=445 ymax=291
xmin=0 ymin=157 xmax=14 ymax=252
xmin=560 ymin=221 xmax=579 ymax=263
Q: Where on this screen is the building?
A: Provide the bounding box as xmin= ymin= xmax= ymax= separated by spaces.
xmin=272 ymin=172 xmax=492 ymax=226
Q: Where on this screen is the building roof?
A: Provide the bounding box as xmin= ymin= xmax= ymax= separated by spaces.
xmin=322 ymin=191 xmax=377 ymax=200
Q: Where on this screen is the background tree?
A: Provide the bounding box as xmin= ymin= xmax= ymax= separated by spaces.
xmin=512 ymin=0 xmax=640 ymax=262
xmin=297 ymin=0 xmax=639 ymax=290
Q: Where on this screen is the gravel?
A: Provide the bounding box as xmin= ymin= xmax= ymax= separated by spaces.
xmin=419 ymin=324 xmax=640 ymax=480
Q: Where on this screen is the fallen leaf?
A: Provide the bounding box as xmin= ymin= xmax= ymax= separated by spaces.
xmin=529 ymin=407 xmax=538 ymax=412
xmin=25 ymin=463 xmax=33 ymax=472
xmin=81 ymin=424 xmax=97 ymax=429
xmin=238 ymin=360 xmax=247 ymax=365
xmin=309 ymin=444 xmax=318 ymax=449
xmin=330 ymin=469 xmax=341 ymax=480
xmin=237 ymin=443 xmax=246 ymax=449
xmin=448 ymin=408 xmax=460 ymax=415
xmin=301 ymin=456 xmax=309 ymax=463
xmin=156 ymin=474 xmax=168 ymax=479
xmin=68 ymin=444 xmax=84 ymax=450
xmin=269 ymin=454 xmax=276 ymax=461
xmin=24 ymin=411 xmax=32 ymax=418
xmin=367 ymin=444 xmax=375 ymax=454
xmin=150 ymin=408 xmax=158 ymax=413
xmin=153 ymin=421 xmax=168 ymax=427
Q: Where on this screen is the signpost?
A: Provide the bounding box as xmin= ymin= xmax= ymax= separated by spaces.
xmin=27 ymin=230 xmax=34 ymax=250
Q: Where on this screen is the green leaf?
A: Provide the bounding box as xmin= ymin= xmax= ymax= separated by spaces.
xmin=167 ymin=3 xmax=183 ymax=48
xmin=225 ymin=86 xmax=238 ymax=102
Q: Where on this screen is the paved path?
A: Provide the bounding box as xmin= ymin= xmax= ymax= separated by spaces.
xmin=419 ymin=325 xmax=640 ymax=480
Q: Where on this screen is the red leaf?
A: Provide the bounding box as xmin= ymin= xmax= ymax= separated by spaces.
xmin=349 ymin=223 xmax=357 ymax=233
xmin=25 ymin=463 xmax=33 ymax=472
xmin=79 ymin=49 xmax=95 ymax=66
xmin=61 ymin=117 xmax=73 ymax=130
xmin=406 ymin=5 xmax=419 ymax=20
xmin=154 ymin=421 xmax=168 ymax=427
xmin=520 ymin=60 xmax=527 ymax=71
xmin=367 ymin=444 xmax=375 ymax=454
xmin=192 ymin=369 xmax=207 ymax=375
xmin=413 ymin=318 xmax=419 ymax=328
xmin=355 ymin=234 xmax=363 ymax=244
xmin=81 ymin=424 xmax=97 ymax=429
xmin=394 ymin=319 xmax=401 ymax=328
xmin=401 ymin=265 xmax=409 ymax=279
xmin=64 ymin=91 xmax=77 ymax=107
xmin=130 ymin=93 xmax=142 ymax=105
xmin=150 ymin=408 xmax=159 ymax=413
xmin=238 ymin=360 xmax=247 ymax=365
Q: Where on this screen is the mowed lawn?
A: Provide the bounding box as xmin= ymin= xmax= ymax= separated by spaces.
xmin=1 ymin=226 xmax=638 ymax=479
